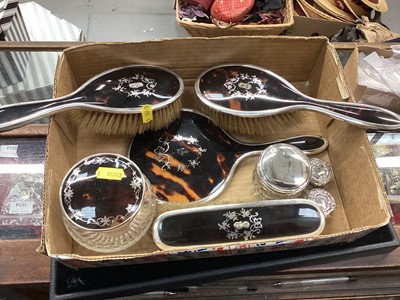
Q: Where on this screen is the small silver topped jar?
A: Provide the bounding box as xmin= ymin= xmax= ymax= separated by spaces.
xmin=306 ymin=188 xmax=336 ymax=219
xmin=310 ymin=158 xmax=333 ymax=187
xmin=253 ymin=143 xmax=311 ymax=200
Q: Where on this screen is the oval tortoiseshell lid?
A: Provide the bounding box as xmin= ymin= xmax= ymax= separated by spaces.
xmin=74 ymin=65 xmax=184 ymax=111
xmin=195 ymin=64 xmax=304 ymax=116
xmin=60 ymin=154 xmax=145 ymax=230
xmin=153 ymin=199 xmax=325 ymax=250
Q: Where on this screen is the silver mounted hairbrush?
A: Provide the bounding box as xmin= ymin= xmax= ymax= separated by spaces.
xmin=0 ymin=65 xmax=184 ymax=135
xmin=195 ymin=64 xmax=400 ymax=135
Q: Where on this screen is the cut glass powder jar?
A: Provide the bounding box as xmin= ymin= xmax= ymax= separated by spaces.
xmin=253 ymin=143 xmax=311 ymax=200
xmin=60 ymin=153 xmax=156 ymax=253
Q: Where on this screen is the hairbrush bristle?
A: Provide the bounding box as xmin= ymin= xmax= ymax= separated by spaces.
xmin=68 ymin=99 xmax=182 ymax=136
xmin=198 ymin=103 xmax=307 ymax=136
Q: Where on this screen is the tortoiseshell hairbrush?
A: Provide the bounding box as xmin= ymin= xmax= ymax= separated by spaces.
xmin=128 ymin=110 xmax=328 ymax=203
xmin=0 ymin=65 xmax=183 ymax=135
xmin=195 ymin=64 xmax=400 ymax=136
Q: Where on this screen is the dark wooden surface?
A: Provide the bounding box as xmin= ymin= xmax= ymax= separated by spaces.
xmin=0 ymin=124 xmax=48 ymax=137
xmin=0 ymin=239 xmax=50 ymax=286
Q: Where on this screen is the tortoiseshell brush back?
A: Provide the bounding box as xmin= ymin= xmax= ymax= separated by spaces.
xmin=153 ymin=199 xmax=325 ymax=250
xmin=0 ymin=65 xmax=184 ymax=135
xmin=129 ymin=110 xmax=328 ymax=203
xmin=195 ymin=64 xmax=400 ymax=136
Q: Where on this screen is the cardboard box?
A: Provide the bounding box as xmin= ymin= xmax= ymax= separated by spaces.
xmin=39 ymin=36 xmax=391 ymax=268
xmin=344 ymin=44 xmax=400 ymax=203
xmin=345 ymin=45 xmax=400 ymax=113
xmin=287 ymin=16 xmax=347 ymax=39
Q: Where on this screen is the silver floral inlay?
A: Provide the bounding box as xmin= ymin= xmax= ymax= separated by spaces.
xmin=112 ymin=74 xmax=157 ymax=98
xmin=154 ymin=134 xmax=207 ymax=172
xmin=63 ymin=156 xmax=143 ymax=228
xmin=218 ymin=208 xmax=263 ymax=241
xmin=224 ymin=73 xmax=267 ymax=101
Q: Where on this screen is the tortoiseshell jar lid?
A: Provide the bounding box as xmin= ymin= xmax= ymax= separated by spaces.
xmin=256 ymin=143 xmax=311 ymax=196
xmin=60 ymin=153 xmax=145 ymax=231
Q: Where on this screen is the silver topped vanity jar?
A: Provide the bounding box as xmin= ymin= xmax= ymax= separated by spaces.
xmin=253 ymin=143 xmax=311 ymax=200
xmin=309 ymin=157 xmax=333 ymax=187
xmin=60 ymin=153 xmax=156 ymax=253
xmin=306 ymin=188 xmax=336 ymax=219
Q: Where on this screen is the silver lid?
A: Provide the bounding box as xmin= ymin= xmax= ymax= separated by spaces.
xmin=256 ymin=143 xmax=311 ymax=195
xmin=310 ymin=158 xmax=333 ymax=187
xmin=306 ymin=188 xmax=336 ymax=219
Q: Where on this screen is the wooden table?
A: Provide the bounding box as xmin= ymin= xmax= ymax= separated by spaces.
xmin=0 ymin=239 xmax=50 ymax=299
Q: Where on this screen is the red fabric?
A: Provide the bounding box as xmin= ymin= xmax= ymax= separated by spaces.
xmin=211 ymin=0 xmax=255 ymax=22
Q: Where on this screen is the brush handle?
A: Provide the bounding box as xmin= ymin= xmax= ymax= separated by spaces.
xmin=234 ymin=134 xmax=328 ymax=156
xmin=298 ymin=93 xmax=400 ymax=131
xmin=0 ymin=97 xmax=100 ymax=131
